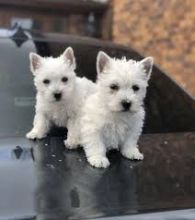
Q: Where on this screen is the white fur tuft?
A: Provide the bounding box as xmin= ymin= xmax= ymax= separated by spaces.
xmin=29 ymin=52 xmax=43 ymax=74
xmin=139 ymin=56 xmax=154 ymax=80
xmin=61 ymin=47 xmax=76 ymax=70
xmin=96 ymin=51 xmax=111 ymax=75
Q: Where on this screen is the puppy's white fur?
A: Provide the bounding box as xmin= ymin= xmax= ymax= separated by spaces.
xmin=26 ymin=47 xmax=95 ymax=148
xmin=80 ymin=52 xmax=153 ymax=168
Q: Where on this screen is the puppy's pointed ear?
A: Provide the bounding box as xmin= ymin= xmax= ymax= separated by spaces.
xmin=139 ymin=57 xmax=153 ymax=80
xmin=29 ymin=53 xmax=43 ymax=74
xmin=96 ymin=51 xmax=111 ymax=75
xmin=62 ymin=47 xmax=76 ymax=70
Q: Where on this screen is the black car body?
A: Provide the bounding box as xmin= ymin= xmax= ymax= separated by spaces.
xmin=0 ymin=26 xmax=195 ymax=220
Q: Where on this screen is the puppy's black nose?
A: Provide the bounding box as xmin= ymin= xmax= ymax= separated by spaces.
xmin=54 ymin=93 xmax=62 ymax=101
xmin=121 ymin=100 xmax=131 ymax=111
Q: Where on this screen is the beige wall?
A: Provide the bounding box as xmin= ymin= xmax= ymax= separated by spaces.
xmin=112 ymin=0 xmax=195 ymax=97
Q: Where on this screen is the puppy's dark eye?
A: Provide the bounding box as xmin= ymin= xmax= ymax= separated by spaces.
xmin=43 ymin=79 xmax=50 ymax=84
xmin=110 ymin=84 xmax=119 ymax=91
xmin=62 ymin=77 xmax=68 ymax=83
xmin=132 ymin=85 xmax=139 ymax=92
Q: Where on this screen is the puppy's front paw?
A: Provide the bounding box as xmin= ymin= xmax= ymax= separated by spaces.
xmin=122 ymin=147 xmax=144 ymax=160
xmin=87 ymin=155 xmax=110 ymax=168
xmin=64 ymin=139 xmax=79 ymax=150
xmin=26 ymin=130 xmax=46 ymax=140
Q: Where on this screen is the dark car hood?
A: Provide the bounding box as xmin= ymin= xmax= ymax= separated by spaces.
xmin=0 ymin=133 xmax=195 ymax=220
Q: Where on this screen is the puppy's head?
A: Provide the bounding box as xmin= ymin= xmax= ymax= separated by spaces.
xmin=96 ymin=51 xmax=153 ymax=113
xmin=30 ymin=47 xmax=76 ymax=103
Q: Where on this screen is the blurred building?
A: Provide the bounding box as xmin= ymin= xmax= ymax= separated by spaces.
xmin=0 ymin=0 xmax=111 ymax=39
xmin=0 ymin=0 xmax=194 ymax=97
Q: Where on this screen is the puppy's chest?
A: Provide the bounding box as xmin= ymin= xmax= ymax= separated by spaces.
xmin=47 ymin=106 xmax=68 ymax=127
xmin=102 ymin=117 xmax=130 ymax=149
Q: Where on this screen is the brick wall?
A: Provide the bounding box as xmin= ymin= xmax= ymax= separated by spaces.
xmin=112 ymin=0 xmax=195 ymax=97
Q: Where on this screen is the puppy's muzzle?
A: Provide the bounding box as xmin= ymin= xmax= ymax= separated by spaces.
xmin=121 ymin=100 xmax=131 ymax=111
xmin=54 ymin=92 xmax=62 ymax=101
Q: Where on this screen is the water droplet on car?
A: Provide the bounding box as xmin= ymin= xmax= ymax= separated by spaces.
xmin=46 ymin=164 xmax=55 ymax=169
xmin=176 ymin=183 xmax=180 ymax=188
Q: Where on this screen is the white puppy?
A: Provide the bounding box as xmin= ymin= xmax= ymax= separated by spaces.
xmin=26 ymin=47 xmax=95 ymax=148
xmin=80 ymin=51 xmax=153 ymax=168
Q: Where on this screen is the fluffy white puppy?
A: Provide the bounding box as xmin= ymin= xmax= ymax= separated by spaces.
xmin=26 ymin=47 xmax=95 ymax=148
xmin=80 ymin=51 xmax=153 ymax=168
